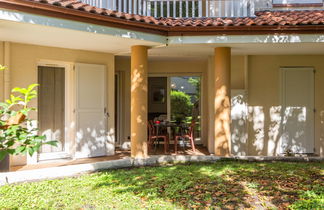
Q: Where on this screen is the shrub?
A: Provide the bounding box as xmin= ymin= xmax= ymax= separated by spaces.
xmin=170 ymin=90 xmax=193 ymax=122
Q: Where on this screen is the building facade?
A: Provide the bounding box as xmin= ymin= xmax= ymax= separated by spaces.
xmin=0 ymin=0 xmax=324 ymax=167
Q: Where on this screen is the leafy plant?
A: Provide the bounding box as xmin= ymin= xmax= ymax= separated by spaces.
xmin=188 ymin=77 xmax=201 ymax=101
xmin=0 ymin=65 xmax=57 ymax=161
xmin=289 ymin=189 xmax=324 ymax=210
xmin=170 ymin=90 xmax=193 ymax=123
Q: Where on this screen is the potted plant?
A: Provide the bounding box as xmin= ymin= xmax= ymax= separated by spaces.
xmin=0 ymin=65 xmax=57 ymax=172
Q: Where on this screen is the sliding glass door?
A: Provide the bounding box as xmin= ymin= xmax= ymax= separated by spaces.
xmin=148 ymin=75 xmax=201 ymax=142
xmin=170 ymin=76 xmax=201 ymax=141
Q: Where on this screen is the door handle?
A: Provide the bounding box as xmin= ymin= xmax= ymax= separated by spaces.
xmin=104 ymin=108 xmax=110 ymax=117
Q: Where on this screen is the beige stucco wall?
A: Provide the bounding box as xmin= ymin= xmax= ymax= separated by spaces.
xmin=5 ymin=42 xmax=323 ymax=161
xmin=2 ymin=42 xmax=115 ymax=166
xmin=117 ymin=54 xmax=324 ymax=157
xmin=231 ymin=56 xmax=245 ymax=89
xmin=248 ymin=55 xmax=324 ymax=157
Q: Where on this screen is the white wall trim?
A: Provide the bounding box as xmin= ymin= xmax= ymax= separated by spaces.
xmin=0 ymin=9 xmax=166 ymax=45
xmin=168 ymin=34 xmax=324 ymax=45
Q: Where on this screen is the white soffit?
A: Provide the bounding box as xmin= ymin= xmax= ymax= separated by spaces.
xmin=0 ymin=9 xmax=166 ymax=53
xmin=147 ymin=42 xmax=324 ymax=58
xmin=168 ymin=34 xmax=324 ymax=45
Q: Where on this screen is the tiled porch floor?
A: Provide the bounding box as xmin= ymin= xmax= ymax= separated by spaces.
xmin=10 ymin=145 xmax=209 ymax=172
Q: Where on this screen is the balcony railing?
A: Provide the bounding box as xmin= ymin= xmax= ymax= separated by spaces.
xmin=81 ymin=0 xmax=255 ymax=18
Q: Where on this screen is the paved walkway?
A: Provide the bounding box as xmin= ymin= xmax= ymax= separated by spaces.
xmin=10 ymin=145 xmax=210 ymax=172
xmin=1 ymin=148 xmax=322 ymax=186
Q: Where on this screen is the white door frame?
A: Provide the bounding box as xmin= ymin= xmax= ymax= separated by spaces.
xmin=32 ymin=60 xmax=74 ymax=163
xmin=279 ymin=67 xmax=315 ymax=154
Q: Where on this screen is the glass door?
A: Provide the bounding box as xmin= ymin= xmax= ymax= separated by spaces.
xmin=147 ymin=75 xmax=202 ymax=142
xmin=170 ymin=76 xmax=201 ymax=141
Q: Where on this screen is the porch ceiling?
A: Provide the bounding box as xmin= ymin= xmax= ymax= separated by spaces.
xmin=112 ymin=42 xmax=324 ymax=60
xmin=142 ymin=42 xmax=324 ymax=60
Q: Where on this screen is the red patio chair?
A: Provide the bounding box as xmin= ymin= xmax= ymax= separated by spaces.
xmin=174 ymin=121 xmax=196 ymax=154
xmin=147 ymin=121 xmax=169 ymax=154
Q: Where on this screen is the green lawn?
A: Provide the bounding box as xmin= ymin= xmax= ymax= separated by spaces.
xmin=0 ymin=161 xmax=323 ymax=209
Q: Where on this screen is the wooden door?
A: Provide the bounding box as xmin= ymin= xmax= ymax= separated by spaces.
xmin=75 ymin=63 xmax=107 ymax=158
xmin=38 ymin=66 xmax=65 ymax=153
xmin=281 ymin=68 xmax=315 ymax=154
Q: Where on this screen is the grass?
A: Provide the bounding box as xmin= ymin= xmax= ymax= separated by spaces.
xmin=0 ymin=161 xmax=323 ymax=209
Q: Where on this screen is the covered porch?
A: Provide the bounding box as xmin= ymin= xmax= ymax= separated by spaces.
xmin=115 ymin=45 xmax=233 ymax=158
xmin=116 ymin=39 xmax=324 ymax=158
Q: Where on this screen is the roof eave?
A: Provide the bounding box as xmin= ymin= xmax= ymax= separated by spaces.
xmin=167 ymin=25 xmax=324 ymax=36
xmin=1 ymin=0 xmax=324 ymax=36
xmin=0 ymin=0 xmax=169 ymax=36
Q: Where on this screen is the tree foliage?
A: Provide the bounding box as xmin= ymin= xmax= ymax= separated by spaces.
xmin=170 ymin=90 xmax=193 ymax=122
xmin=188 ymin=77 xmax=201 ymax=101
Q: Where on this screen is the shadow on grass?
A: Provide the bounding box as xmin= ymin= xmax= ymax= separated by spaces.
xmin=226 ymin=162 xmax=324 ymax=208
xmin=92 ymin=161 xmax=324 ymax=209
xmin=93 ymin=161 xmax=254 ymax=209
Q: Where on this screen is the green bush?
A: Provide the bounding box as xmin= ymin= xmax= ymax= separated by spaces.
xmin=170 ymin=90 xmax=193 ymax=122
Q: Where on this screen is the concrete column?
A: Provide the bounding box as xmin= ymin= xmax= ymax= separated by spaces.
xmin=214 ymin=47 xmax=231 ymax=156
xmin=130 ymin=45 xmax=148 ymax=158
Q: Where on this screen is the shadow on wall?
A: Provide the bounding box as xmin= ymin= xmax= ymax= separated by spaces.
xmin=130 ymin=66 xmax=148 ymax=157
xmin=231 ymin=92 xmax=318 ymax=156
xmin=247 ymin=105 xmax=314 ymax=156
xmin=231 ymin=90 xmax=248 ymax=156
xmin=75 ymin=121 xmax=110 ymax=158
xmin=214 ymin=85 xmax=231 ymax=156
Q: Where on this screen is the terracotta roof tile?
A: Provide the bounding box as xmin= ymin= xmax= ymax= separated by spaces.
xmin=5 ymin=0 xmax=324 ymax=30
